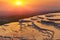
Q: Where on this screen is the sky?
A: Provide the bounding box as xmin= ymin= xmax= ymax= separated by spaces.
xmin=0 ymin=0 xmax=60 ymax=16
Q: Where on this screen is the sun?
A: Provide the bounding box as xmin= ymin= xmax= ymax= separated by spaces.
xmin=16 ymin=1 xmax=22 ymax=5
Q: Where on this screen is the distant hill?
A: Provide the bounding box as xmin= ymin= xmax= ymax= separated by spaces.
xmin=0 ymin=11 xmax=60 ymax=25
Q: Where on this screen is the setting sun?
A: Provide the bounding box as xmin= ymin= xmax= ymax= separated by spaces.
xmin=16 ymin=1 xmax=22 ymax=5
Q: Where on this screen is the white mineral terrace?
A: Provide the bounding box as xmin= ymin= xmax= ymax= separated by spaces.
xmin=45 ymin=13 xmax=60 ymax=16
xmin=53 ymin=21 xmax=60 ymax=24
xmin=0 ymin=13 xmax=60 ymax=40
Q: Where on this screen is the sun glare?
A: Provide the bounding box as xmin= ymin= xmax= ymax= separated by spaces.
xmin=16 ymin=1 xmax=21 ymax=5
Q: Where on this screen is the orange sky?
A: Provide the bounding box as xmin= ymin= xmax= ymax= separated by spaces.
xmin=0 ymin=0 xmax=60 ymax=12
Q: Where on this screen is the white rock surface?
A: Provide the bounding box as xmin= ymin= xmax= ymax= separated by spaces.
xmin=0 ymin=13 xmax=60 ymax=40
